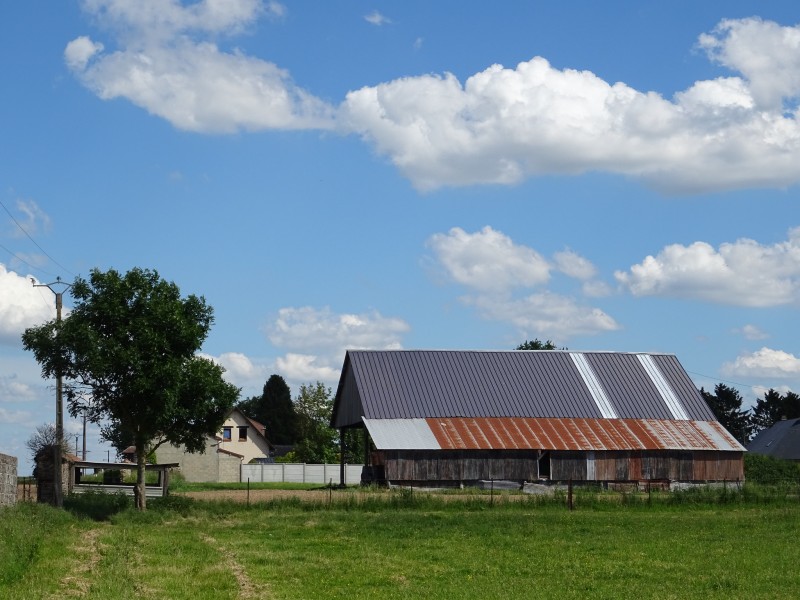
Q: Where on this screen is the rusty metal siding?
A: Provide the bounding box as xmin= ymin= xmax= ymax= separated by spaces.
xmin=421 ymin=417 xmax=744 ymax=452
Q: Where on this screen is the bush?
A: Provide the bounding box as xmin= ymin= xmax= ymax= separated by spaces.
xmin=744 ymin=453 xmax=800 ymax=485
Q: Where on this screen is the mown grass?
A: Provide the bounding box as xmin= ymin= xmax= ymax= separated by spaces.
xmin=3 ymin=487 xmax=799 ymax=599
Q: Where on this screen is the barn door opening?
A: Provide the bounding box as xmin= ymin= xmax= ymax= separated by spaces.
xmin=538 ymin=451 xmax=551 ymax=479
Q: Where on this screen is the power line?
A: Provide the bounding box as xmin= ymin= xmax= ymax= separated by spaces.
xmin=686 ymin=370 xmax=781 ymax=396
xmin=0 ymin=198 xmax=74 ymax=277
xmin=0 ymin=241 xmax=60 ymax=279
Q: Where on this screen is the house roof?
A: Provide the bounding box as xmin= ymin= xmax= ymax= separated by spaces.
xmin=747 ymin=418 xmax=800 ymax=460
xmin=333 ymin=350 xmax=717 ymax=428
xmin=228 ymin=408 xmax=274 ymax=451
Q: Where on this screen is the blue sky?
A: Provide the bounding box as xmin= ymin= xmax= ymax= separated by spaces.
xmin=2 ymin=1 xmax=799 ymax=473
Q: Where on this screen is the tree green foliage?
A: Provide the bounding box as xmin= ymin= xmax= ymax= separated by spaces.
xmin=516 ymin=338 xmax=558 ymax=350
xmin=700 ymin=384 xmax=752 ymax=444
xmin=292 ymin=381 xmax=338 ymax=463
xmin=751 ymin=389 xmax=800 ymax=433
xmin=21 ymin=267 xmax=239 ymax=510
xmin=236 ymin=374 xmax=297 ymax=445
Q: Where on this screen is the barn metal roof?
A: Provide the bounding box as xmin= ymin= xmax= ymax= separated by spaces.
xmin=332 ymin=350 xmax=717 ymax=429
xmin=364 ymin=417 xmax=745 ymax=452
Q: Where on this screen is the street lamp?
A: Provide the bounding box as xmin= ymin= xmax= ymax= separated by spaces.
xmin=32 ymin=276 xmax=72 ymax=507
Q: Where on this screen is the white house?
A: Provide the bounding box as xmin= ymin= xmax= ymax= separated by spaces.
xmin=157 ymin=408 xmax=274 ymax=482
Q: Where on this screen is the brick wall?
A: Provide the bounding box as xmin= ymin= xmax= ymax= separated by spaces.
xmin=0 ymin=453 xmax=17 ymax=507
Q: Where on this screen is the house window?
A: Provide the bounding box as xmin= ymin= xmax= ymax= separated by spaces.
xmin=222 ymin=427 xmax=232 ymax=441
xmin=238 ymin=426 xmax=248 ymax=441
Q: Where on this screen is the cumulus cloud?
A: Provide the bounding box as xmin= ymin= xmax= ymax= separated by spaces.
xmin=553 ymin=249 xmax=597 ymax=280
xmin=721 ymin=347 xmax=800 ymax=378
xmin=0 ymin=266 xmax=56 ymax=344
xmin=698 ymin=17 xmax=800 ymax=110
xmin=427 ymin=226 xmax=550 ymax=292
xmin=0 ymin=375 xmax=36 ymax=402
xmin=266 ymin=306 xmax=410 ymax=385
xmin=65 ymin=8 xmax=800 ymax=193
xmin=275 ymin=353 xmax=341 ymax=384
xmin=467 ymin=292 xmax=619 ymax=339
xmin=615 ymin=227 xmax=800 ymax=306
xmin=426 ymin=227 xmax=618 ymax=340
xmin=67 ymin=0 xmax=333 ymax=133
xmin=341 ymin=18 xmax=800 ymax=192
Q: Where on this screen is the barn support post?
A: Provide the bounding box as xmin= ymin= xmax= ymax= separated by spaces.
xmin=339 ymin=428 xmax=345 ymax=487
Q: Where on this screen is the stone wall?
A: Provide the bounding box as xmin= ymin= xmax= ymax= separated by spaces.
xmin=0 ymin=452 xmax=18 ymax=507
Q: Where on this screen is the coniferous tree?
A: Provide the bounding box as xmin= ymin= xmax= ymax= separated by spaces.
xmin=237 ymin=374 xmax=297 ymax=445
xmin=700 ymin=384 xmax=751 ymax=444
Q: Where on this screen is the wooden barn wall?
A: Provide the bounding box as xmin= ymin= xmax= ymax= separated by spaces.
xmin=384 ymin=450 xmax=744 ymax=483
xmin=384 ymin=450 xmax=539 ymax=482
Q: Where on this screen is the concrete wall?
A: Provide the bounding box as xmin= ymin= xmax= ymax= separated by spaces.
xmin=158 ymin=436 xmax=238 ymax=483
xmin=242 ymin=463 xmax=363 ymax=485
xmin=0 ymin=453 xmax=18 ymax=506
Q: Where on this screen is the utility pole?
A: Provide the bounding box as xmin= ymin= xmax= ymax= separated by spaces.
xmin=32 ymin=276 xmax=72 ymax=507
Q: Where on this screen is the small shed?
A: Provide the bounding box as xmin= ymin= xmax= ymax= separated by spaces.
xmin=331 ymin=350 xmax=745 ymax=487
xmin=747 ymin=418 xmax=800 ymax=462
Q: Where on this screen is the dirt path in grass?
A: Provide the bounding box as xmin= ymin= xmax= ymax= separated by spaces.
xmin=200 ymin=533 xmax=271 ymax=599
xmin=51 ymin=525 xmax=106 ymax=598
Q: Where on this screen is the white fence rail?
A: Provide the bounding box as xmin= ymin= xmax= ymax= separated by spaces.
xmin=241 ymin=463 xmax=363 ymax=485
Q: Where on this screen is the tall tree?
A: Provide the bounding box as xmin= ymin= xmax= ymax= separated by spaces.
xmin=516 ymin=339 xmax=558 ymax=350
xmin=22 ymin=268 xmax=239 ymax=510
xmin=699 ymin=384 xmax=751 ymax=444
xmin=751 ymin=389 xmax=800 ymax=433
xmin=237 ymin=374 xmax=297 ymax=445
xmin=293 ymin=381 xmax=338 ymax=464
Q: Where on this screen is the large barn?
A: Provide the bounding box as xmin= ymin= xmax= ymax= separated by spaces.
xmin=331 ymin=350 xmax=745 ymax=487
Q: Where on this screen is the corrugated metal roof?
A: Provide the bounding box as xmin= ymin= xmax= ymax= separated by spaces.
xmin=333 ymin=350 xmax=717 ymax=428
xmin=747 ymin=418 xmax=800 ymax=460
xmin=364 ymin=417 xmax=744 ymax=452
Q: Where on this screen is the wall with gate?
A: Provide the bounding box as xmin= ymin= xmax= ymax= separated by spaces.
xmin=241 ymin=463 xmax=363 ymax=485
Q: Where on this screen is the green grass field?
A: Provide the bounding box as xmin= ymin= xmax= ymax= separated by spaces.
xmin=2 ymin=489 xmax=799 ymax=599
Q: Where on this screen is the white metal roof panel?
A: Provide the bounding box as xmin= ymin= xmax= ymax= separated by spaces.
xmin=363 ymin=418 xmax=440 ymax=450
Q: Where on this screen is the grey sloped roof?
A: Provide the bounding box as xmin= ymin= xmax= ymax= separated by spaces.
xmin=747 ymin=418 xmax=800 ymax=460
xmin=331 ymin=350 xmax=716 ymax=428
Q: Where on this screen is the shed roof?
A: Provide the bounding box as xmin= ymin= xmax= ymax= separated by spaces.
xmin=747 ymin=418 xmax=800 ymax=460
xmin=332 ymin=350 xmax=716 ymax=428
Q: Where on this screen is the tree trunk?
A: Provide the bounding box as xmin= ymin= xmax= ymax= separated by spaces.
xmin=135 ymin=443 xmax=147 ymax=510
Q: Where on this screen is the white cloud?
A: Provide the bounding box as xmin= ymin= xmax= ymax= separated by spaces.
xmin=427 ymin=226 xmax=550 ymax=292
xmin=426 ymin=227 xmax=617 ymax=340
xmin=553 ymin=249 xmax=596 ymax=280
xmin=268 ymin=306 xmax=409 ymax=355
xmin=722 ymin=347 xmax=800 ymax=378
xmin=466 ymin=291 xmax=619 ymax=340
xmin=265 ymin=1 xmax=286 ymax=20
xmin=11 ymin=199 xmax=52 ymax=238
xmin=341 ymin=18 xmax=800 ymax=192
xmin=0 ymin=407 xmax=32 ymax=425
xmin=364 ymin=11 xmax=391 ymax=26
xmin=735 ymin=324 xmax=769 ymax=340
xmin=66 ymin=9 xmax=800 ymax=193
xmin=275 ymin=353 xmax=340 ymax=384
xmin=615 ymin=227 xmax=800 ymax=306
xmin=266 ymin=306 xmax=410 ymax=386
xmin=0 ymin=375 xmax=36 ymax=402
xmin=698 ymin=17 xmax=800 ymax=110
xmin=64 ymin=36 xmax=104 ymax=71
xmin=0 ymin=266 xmax=56 ymax=344
xmin=67 ymin=0 xmax=333 ymax=133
